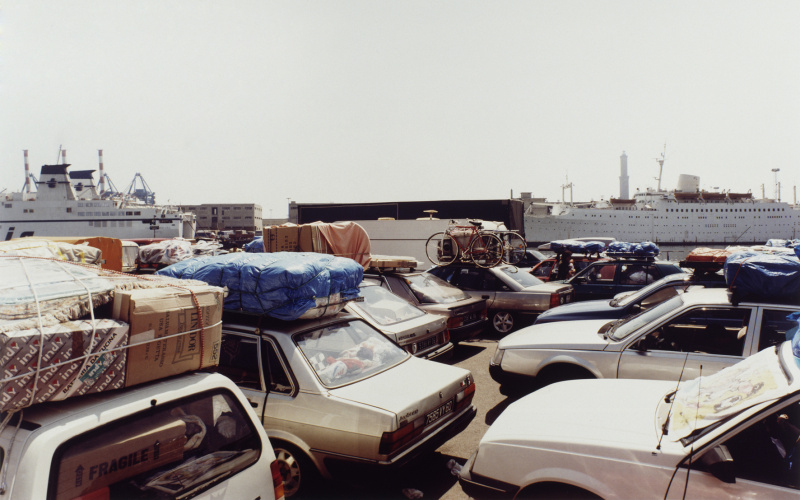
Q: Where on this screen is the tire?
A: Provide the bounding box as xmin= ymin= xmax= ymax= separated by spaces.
xmin=492 ymin=311 xmax=515 ymax=334
xmin=426 ymin=232 xmax=459 ymax=266
xmin=271 ymin=441 xmax=318 ymax=498
xmin=469 ymin=233 xmax=503 ymax=268
xmin=501 ymin=232 xmax=527 ymax=265
xmin=538 ymin=364 xmax=594 ymax=388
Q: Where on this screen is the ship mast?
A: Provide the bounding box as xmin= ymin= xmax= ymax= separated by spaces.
xmin=655 ymin=144 xmax=666 ymax=192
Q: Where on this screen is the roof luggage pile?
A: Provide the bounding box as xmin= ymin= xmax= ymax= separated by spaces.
xmin=0 ymin=243 xmax=225 ymax=413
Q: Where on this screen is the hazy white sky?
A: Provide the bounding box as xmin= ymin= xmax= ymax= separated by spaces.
xmin=2 ymin=1 xmax=799 ymax=218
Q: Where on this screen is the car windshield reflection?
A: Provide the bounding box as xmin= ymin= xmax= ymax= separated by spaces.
xmin=296 ymin=320 xmax=409 ymax=387
xmin=608 ymin=295 xmax=686 ymax=340
xmin=353 ymin=284 xmax=425 ymax=326
xmin=405 ymin=273 xmax=470 ymax=303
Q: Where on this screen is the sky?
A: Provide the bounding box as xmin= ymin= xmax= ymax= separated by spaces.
xmin=2 ymin=1 xmax=799 ymax=219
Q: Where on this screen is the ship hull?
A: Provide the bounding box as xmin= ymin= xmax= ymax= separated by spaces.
xmin=525 ymin=199 xmax=800 ymax=246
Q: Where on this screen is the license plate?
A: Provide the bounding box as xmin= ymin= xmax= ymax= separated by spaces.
xmin=416 ymin=336 xmax=437 ymax=351
xmin=425 ymin=398 xmax=454 ymax=425
xmin=462 ymin=313 xmax=478 ymax=323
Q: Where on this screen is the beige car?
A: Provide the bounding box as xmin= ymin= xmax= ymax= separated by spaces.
xmin=345 ymin=281 xmax=453 ymax=360
xmin=218 ymin=311 xmax=477 ymax=498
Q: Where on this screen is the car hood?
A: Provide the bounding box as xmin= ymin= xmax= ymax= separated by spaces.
xmin=498 ymin=320 xmax=612 ymax=351
xmin=329 ymin=356 xmax=471 ymax=421
xmin=536 ymin=298 xmax=615 ymax=322
xmin=474 ymin=378 xmax=684 ymax=469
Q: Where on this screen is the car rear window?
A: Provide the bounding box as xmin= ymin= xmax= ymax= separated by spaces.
xmin=49 ymin=389 xmax=261 ymax=500
xmin=297 ymin=320 xmax=409 ymax=387
xmin=351 ymin=284 xmax=426 ymax=326
xmin=404 ymin=273 xmax=470 ymax=304
xmin=498 ymin=266 xmax=544 ymax=286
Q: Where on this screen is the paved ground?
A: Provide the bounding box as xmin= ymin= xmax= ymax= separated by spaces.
xmin=316 ymin=329 xmax=524 ymax=499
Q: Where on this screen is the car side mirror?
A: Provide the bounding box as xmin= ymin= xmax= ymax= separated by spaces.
xmin=698 ymin=445 xmax=736 ymax=484
xmin=634 ymin=336 xmax=652 ymax=351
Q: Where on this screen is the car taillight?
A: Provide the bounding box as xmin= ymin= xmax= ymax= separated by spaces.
xmin=271 ymin=459 xmax=286 ymax=499
xmin=447 ymin=316 xmax=464 ymax=329
xmin=549 ymin=293 xmax=561 ymax=309
xmin=442 ymin=329 xmax=450 ymax=343
xmin=454 ymin=376 xmax=476 ymax=413
xmin=379 ymin=420 xmax=425 ymax=455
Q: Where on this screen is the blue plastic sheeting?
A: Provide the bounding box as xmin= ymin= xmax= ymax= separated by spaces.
xmin=243 ymin=237 xmax=263 ymax=253
xmin=724 ymin=252 xmax=800 ymax=298
xmin=606 ymin=241 xmax=660 ymax=256
xmin=583 ymin=241 xmax=606 ymax=254
xmin=549 ymin=240 xmax=606 ymax=254
xmin=156 ymin=252 xmax=364 ymax=320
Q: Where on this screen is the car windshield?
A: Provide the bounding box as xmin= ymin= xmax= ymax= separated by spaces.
xmin=607 ymin=294 xmax=686 ymax=340
xmin=613 ymin=274 xmax=689 ymax=307
xmin=296 ymin=320 xmax=409 ymax=387
xmin=352 ymin=284 xmax=425 ymax=326
xmin=498 ymin=266 xmax=544 ymax=286
xmin=405 ymin=273 xmax=471 ymax=304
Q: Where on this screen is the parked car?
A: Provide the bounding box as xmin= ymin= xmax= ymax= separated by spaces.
xmin=363 ymin=268 xmax=488 ymax=343
xmin=0 ymin=372 xmax=285 ymax=500
xmin=529 ymin=254 xmax=604 ymax=281
xmin=427 ymin=263 xmax=575 ymax=334
xmin=461 ymin=341 xmax=800 ymax=499
xmin=345 ymin=281 xmax=453 ymax=360
xmin=218 ymin=311 xmax=477 ymax=498
xmin=562 ymin=256 xmax=684 ymax=301
xmin=490 ymin=287 xmax=800 ymax=393
xmin=534 ymin=270 xmax=727 ymax=324
xmin=514 ymin=249 xmax=549 ymax=269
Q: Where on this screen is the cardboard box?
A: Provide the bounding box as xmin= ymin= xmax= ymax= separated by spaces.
xmin=56 ymin=414 xmax=187 ymax=500
xmin=0 ymin=319 xmax=129 ymax=412
xmin=265 ymin=225 xmax=301 ymax=252
xmin=113 ymin=285 xmax=223 ymax=387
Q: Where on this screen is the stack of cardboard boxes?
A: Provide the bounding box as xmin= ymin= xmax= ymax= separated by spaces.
xmin=0 ymin=258 xmax=223 ymax=412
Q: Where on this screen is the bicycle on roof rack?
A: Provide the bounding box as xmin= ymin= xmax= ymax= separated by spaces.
xmin=425 ymin=220 xmax=503 ymax=268
xmin=494 ymin=230 xmax=527 ymax=265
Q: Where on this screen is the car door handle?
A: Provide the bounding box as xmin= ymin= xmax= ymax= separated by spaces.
xmin=247 ymin=399 xmax=259 ymax=408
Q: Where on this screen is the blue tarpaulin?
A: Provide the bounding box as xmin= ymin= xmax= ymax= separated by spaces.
xmin=157 ymin=252 xmax=363 ymax=320
xmin=724 ymin=252 xmax=800 ymax=299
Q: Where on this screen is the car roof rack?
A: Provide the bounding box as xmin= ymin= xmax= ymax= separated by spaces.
xmin=367 ymin=255 xmax=423 ymax=272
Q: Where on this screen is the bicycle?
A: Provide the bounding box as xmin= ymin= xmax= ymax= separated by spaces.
xmin=425 ymin=220 xmax=503 ymax=268
xmin=494 ymin=230 xmax=527 ymax=265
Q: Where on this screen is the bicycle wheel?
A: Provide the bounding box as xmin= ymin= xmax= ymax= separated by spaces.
xmin=501 ymin=232 xmax=528 ymax=265
xmin=469 ymin=233 xmax=503 ymax=268
xmin=426 ymin=232 xmax=459 ymax=266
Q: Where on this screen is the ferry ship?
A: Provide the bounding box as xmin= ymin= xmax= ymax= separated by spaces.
xmin=524 ymin=152 xmax=800 ymax=246
xmin=1 ymin=150 xmax=195 ymax=240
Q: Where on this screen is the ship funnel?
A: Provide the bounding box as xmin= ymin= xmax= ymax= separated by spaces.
xmin=61 ymin=149 xmax=67 ymax=165
xmin=98 ymin=149 xmax=106 ymax=194
xmin=619 ymin=151 xmax=629 ymax=199
xmin=676 ymin=174 xmax=700 ymax=192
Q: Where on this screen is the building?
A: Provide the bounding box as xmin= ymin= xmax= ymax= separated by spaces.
xmin=180 ymin=203 xmax=262 ymax=232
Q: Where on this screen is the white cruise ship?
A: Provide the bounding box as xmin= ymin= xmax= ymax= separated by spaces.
xmin=1 ymin=151 xmax=195 ymax=240
xmin=524 ymin=153 xmax=800 ymax=246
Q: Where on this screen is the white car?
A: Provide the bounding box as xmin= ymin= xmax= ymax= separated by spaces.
xmin=461 ymin=341 xmax=800 ymax=499
xmin=490 ymin=288 xmax=799 ymax=393
xmin=0 ymin=372 xmax=285 ymax=500
xmin=218 ymin=311 xmax=477 ymax=497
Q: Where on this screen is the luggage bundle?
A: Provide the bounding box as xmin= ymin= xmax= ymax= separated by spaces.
xmin=258 ymin=221 xmax=372 ymax=268
xmin=548 ymin=240 xmax=607 ymax=255
xmin=724 ymin=251 xmax=800 ymax=301
xmin=0 ymin=252 xmax=224 ymax=412
xmin=606 ymin=241 xmax=660 ymax=257
xmin=156 ymin=251 xmax=364 ymax=321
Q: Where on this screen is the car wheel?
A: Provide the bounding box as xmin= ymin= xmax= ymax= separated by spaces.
xmin=272 ymin=441 xmax=318 ymax=498
xmin=492 ymin=311 xmax=515 ymax=334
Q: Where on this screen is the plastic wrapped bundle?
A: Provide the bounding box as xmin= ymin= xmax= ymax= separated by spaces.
xmin=724 ymin=252 xmax=800 ymax=299
xmin=607 ymin=241 xmax=633 ymax=254
xmin=583 ymin=241 xmax=606 ymax=254
xmin=138 ymin=239 xmax=194 ymax=265
xmin=243 ymin=237 xmax=264 ymax=253
xmin=156 ymin=252 xmax=364 ymax=321
xmin=565 ymin=241 xmax=587 ymax=253
xmin=633 ymin=241 xmax=660 ymax=256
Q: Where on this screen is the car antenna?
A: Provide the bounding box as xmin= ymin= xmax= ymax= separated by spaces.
xmin=657 ymin=350 xmax=692 ymax=450
xmin=681 ymin=365 xmax=703 ymax=500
